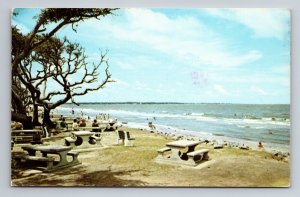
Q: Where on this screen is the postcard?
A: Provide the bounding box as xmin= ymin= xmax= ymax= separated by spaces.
xmin=11 ymin=8 xmax=290 ymax=187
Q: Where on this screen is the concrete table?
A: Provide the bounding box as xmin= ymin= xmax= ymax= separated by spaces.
xmin=72 ymin=131 xmax=94 ymax=147
xmin=166 ymin=140 xmax=201 ymax=161
xmin=79 ymin=126 xmax=104 ymax=133
xmin=21 ymin=145 xmax=80 ymax=172
xmin=12 ymin=129 xmax=43 ymax=143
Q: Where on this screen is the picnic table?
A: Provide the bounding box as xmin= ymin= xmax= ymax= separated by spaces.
xmin=72 ymin=131 xmax=94 ymax=146
xmin=18 ymin=145 xmax=80 ymax=172
xmin=166 ymin=140 xmax=201 ymax=161
xmin=156 ymin=140 xmax=209 ymax=166
xmin=79 ymin=126 xmax=105 ymax=132
xmin=11 ymin=129 xmax=43 ymax=144
xmin=64 ymin=131 xmax=102 ymax=149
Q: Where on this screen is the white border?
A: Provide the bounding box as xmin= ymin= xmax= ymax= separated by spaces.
xmin=1 ymin=1 xmax=299 ymax=197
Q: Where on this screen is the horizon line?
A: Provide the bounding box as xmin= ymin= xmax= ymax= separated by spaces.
xmin=62 ymin=102 xmax=290 ymax=105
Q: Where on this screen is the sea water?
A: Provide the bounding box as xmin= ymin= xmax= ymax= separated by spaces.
xmin=55 ymin=103 xmax=290 ymax=152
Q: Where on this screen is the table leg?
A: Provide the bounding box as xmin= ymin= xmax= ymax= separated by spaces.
xmin=181 ymin=145 xmax=197 ymax=160
xmin=187 ymin=145 xmax=197 ymax=153
xmin=81 ymin=136 xmax=93 ymax=147
xmin=27 ymin=150 xmax=36 ymax=156
xmin=57 ymin=151 xmax=69 ymax=167
xmin=170 ymin=148 xmax=182 ymax=161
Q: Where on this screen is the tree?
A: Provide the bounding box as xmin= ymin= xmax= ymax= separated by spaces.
xmin=12 ymin=8 xmax=117 ymax=128
xmin=29 ymin=37 xmax=114 ymax=126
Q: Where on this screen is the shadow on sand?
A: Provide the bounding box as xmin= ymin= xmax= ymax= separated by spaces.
xmin=11 ymin=165 xmax=146 ymax=187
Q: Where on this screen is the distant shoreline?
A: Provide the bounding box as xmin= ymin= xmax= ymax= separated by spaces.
xmin=61 ymin=102 xmax=290 ymax=105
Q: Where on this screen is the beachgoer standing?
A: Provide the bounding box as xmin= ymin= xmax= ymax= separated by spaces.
xmin=72 ymin=119 xmax=79 ymax=131
xmin=148 ymin=122 xmax=156 ymax=130
xmin=60 ymin=118 xmax=68 ymax=130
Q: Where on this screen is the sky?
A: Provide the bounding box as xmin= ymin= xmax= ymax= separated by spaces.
xmin=12 ymin=8 xmax=290 ymax=104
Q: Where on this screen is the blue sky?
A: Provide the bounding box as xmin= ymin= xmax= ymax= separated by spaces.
xmin=12 ymin=8 xmax=290 ymax=104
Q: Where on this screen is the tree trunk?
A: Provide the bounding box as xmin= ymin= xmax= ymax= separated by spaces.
xmin=32 ymin=102 xmax=41 ymax=126
xmin=43 ymin=108 xmax=55 ymax=128
xmin=11 ymin=88 xmax=27 ymax=115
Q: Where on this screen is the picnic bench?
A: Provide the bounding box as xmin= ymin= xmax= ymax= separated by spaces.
xmin=157 ymin=147 xmax=171 ymax=159
xmin=12 ymin=145 xmax=81 ymax=172
xmin=156 ymin=140 xmax=210 ymax=166
xmin=104 ymin=122 xmax=118 ymax=131
xmin=116 ymin=130 xmax=125 ymax=144
xmin=125 ymin=131 xmax=135 ymax=146
xmin=11 ymin=129 xmax=43 ymax=144
xmin=116 ymin=130 xmax=135 ymax=146
xmin=187 ymin=149 xmax=209 ymax=165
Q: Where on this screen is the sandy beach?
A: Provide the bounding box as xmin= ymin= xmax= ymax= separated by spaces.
xmin=11 ymin=125 xmax=290 ymax=187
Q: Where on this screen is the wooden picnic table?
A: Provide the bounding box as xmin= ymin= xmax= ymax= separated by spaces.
xmin=166 ymin=140 xmax=201 ymax=161
xmin=21 ymin=145 xmax=80 ymax=172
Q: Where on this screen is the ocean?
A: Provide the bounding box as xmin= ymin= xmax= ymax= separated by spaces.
xmin=54 ymin=103 xmax=290 ymax=152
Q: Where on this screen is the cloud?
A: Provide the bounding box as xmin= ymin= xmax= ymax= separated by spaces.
xmin=250 ymin=86 xmax=267 ymax=96
xmin=203 ymin=8 xmax=290 ymax=40
xmin=87 ymin=8 xmax=262 ymax=68
xmin=213 ymin=84 xmax=229 ymax=96
xmin=115 ymin=61 xmax=134 ymax=70
xmin=271 ymin=64 xmax=290 ymax=75
xmin=197 ymin=50 xmax=262 ymax=68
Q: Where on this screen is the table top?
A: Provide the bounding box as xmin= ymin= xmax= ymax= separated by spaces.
xmin=166 ymin=140 xmax=200 ymax=148
xmin=12 ymin=129 xmax=42 ymax=132
xmin=22 ymin=145 xmax=72 ymax=152
xmin=72 ymin=131 xmax=94 ymax=136
xmin=79 ymin=126 xmax=103 ymax=129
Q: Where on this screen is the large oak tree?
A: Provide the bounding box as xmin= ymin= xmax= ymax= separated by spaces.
xmin=12 ymin=8 xmax=117 ymax=128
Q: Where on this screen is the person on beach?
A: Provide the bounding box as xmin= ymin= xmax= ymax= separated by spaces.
xmin=148 ymin=122 xmax=156 ymax=130
xmin=72 ymin=119 xmax=79 ymax=131
xmin=258 ymin=141 xmax=264 ymax=148
xmin=60 ymin=118 xmax=68 ymax=130
xmin=79 ymin=119 xmax=86 ymax=127
xmin=59 ymin=115 xmax=64 ymax=120
xmin=92 ymin=119 xmax=100 ymax=132
xmin=71 ymin=108 xmax=74 ymax=115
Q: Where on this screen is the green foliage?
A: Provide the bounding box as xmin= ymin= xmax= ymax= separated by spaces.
xmin=12 ymin=26 xmax=25 ymax=57
xmin=37 ymin=8 xmax=116 ymax=31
